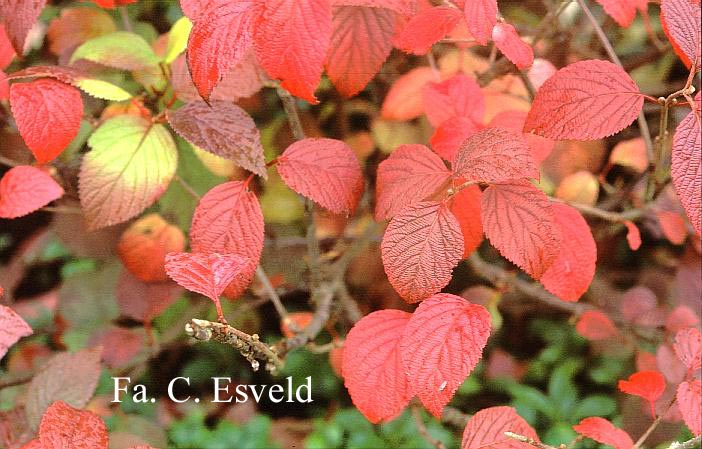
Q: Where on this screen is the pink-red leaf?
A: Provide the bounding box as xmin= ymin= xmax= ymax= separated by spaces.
xmin=573 ymin=417 xmax=634 ymax=449
xmin=380 ymin=66 xmax=434 ymax=120
xmin=375 ymin=144 xmax=452 ymax=220
xmin=254 ymin=0 xmax=332 ymax=103
xmin=0 ymin=305 xmax=32 ymax=360
xmin=661 ymin=0 xmax=701 ymax=69
xmin=462 ymin=406 xmax=539 ymax=449
xmin=190 ymin=181 xmax=264 ymax=299
xmin=116 ymin=270 xmax=183 ymax=323
xmin=423 ymin=74 xmax=484 ymax=128
xmin=394 ymin=6 xmax=462 ymax=55
xmin=326 ymin=5 xmax=398 ymax=97
xmin=0 ymin=0 xmax=46 ymax=54
xmin=165 ymin=252 xmax=251 ymax=319
xmin=539 ymin=204 xmax=597 ymax=302
xmin=618 ymin=371 xmax=666 ymax=415
xmin=671 ymin=95 xmax=701 ymax=234
xmin=624 ymin=220 xmax=642 ymax=250
xmin=464 ymin=0 xmax=497 ymax=45
xmin=524 ymin=60 xmax=644 ymax=140
xmin=454 ymin=127 xmax=538 ymax=183
xmin=481 ymin=181 xmax=561 ymax=279
xmin=492 ymin=23 xmax=534 ymax=70
xmin=430 ymin=116 xmax=482 ymax=164
xmin=450 ymin=185 xmax=483 ymax=258
xmin=488 ymin=110 xmax=555 ymax=165
xmin=381 ymin=202 xmax=464 ymax=303
xmin=38 ymin=401 xmax=108 ymax=449
xmin=595 ymin=0 xmax=638 ymax=27
xmin=677 ymin=379 xmax=702 ymax=436
xmin=186 ymin=1 xmax=259 ymax=101
xmin=10 ymin=78 xmax=83 ymax=164
xmin=180 ymin=0 xmax=207 ymax=19
xmin=0 ymin=24 xmax=16 ymax=69
xmin=674 ymin=327 xmax=702 ymax=371
xmin=0 ymin=166 xmax=64 ymax=219
xmin=277 ymin=138 xmax=364 ymax=215
xmin=167 ymin=101 xmax=267 ymax=178
xmin=401 ymin=294 xmax=491 ymax=417
xmin=576 ymin=310 xmax=619 ymax=341
xmin=620 ymin=286 xmax=665 ymax=327
xmin=665 ymin=305 xmax=699 ymax=333
xmin=342 ymin=309 xmax=413 ymax=423
xmin=332 ymin=0 xmax=417 ymax=16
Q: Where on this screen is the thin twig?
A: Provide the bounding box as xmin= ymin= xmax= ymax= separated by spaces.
xmin=185 ymin=318 xmax=283 ymax=373
xmin=667 ymin=436 xmax=702 ymax=449
xmin=174 ymin=174 xmax=201 ymax=201
xmin=505 ymin=432 xmax=562 ymax=449
xmin=0 ymin=155 xmax=22 ymax=167
xmin=633 ymin=415 xmax=663 ymax=449
xmin=412 ymin=405 xmax=447 ymax=449
xmin=255 ymin=266 xmax=290 ymax=322
xmin=119 ymin=6 xmax=133 ymax=33
xmin=575 ymin=0 xmax=654 ymax=163
xmin=549 ymin=197 xmax=644 ymax=222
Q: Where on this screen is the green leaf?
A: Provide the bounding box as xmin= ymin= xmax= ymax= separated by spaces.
xmin=506 ymin=383 xmax=555 ymax=419
xmin=548 ymin=359 xmax=583 ymax=417
xmin=79 ymin=115 xmax=178 ymax=230
xmin=70 ymin=31 xmax=160 ymax=70
xmin=74 ymin=78 xmax=132 ymax=101
xmin=165 ymin=16 xmax=192 ymax=64
xmin=571 ymin=395 xmax=617 ymax=421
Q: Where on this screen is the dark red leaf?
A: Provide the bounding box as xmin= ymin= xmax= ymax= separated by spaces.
xmin=0 ymin=166 xmax=64 ymax=219
xmin=462 ymin=406 xmax=539 ymax=449
xmin=38 ymin=401 xmax=108 ymax=449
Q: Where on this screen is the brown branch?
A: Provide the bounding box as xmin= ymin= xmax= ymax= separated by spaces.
xmin=549 ymin=197 xmax=644 ymax=223
xmin=412 ymin=404 xmax=448 ymax=449
xmin=185 ymin=318 xmax=283 ymax=373
xmin=506 ymin=432 xmax=562 ymax=449
xmin=668 ymin=436 xmax=702 ymax=449
xmin=441 ymin=406 xmax=471 ymax=428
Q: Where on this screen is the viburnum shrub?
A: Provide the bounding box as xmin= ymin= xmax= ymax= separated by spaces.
xmin=0 ymin=0 xmax=700 ymax=448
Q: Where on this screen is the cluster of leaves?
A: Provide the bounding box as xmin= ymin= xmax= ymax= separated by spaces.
xmin=0 ymin=0 xmax=701 ymax=447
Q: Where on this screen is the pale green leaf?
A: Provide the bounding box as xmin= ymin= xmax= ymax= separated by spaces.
xmin=70 ymin=31 xmax=160 ymax=71
xmin=165 ymin=16 xmax=192 ymax=64
xmin=75 ymin=78 xmax=132 ymax=101
xmin=79 ymin=115 xmax=177 ymax=230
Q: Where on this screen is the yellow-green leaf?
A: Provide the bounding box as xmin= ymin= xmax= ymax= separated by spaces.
xmin=79 ymin=116 xmax=177 ymax=230
xmin=70 ymin=31 xmax=160 ymax=71
xmin=74 ymin=78 xmax=132 ymax=101
xmin=165 ymin=16 xmax=192 ymax=64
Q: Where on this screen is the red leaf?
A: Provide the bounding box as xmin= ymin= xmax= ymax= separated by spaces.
xmin=116 ymin=270 xmax=183 ymax=323
xmin=449 ymin=185 xmax=483 ymax=258
xmin=462 ymin=406 xmax=539 ymax=449
xmin=573 ymin=417 xmax=634 ymax=449
xmin=618 ymin=371 xmax=666 ymax=415
xmin=430 ymin=116 xmax=482 ymax=164
xmin=277 ymin=138 xmax=364 ymax=215
xmin=524 ymin=60 xmax=644 ymax=140
xmin=0 ymin=305 xmax=32 ymax=360
xmin=180 ymin=0 xmax=207 ymax=19
xmin=674 ymin=327 xmax=702 ymax=371
xmin=481 ymin=181 xmax=561 ymax=279
xmin=401 ymin=294 xmax=491 ymax=417
xmin=661 ymin=0 xmax=701 ymax=69
xmin=492 ymin=23 xmax=534 ymax=70
xmin=375 ymin=144 xmax=452 ymax=220
xmin=539 ymin=204 xmax=596 ymax=302
xmin=0 ymin=166 xmax=64 ymax=219
xmin=423 ymin=74 xmax=484 ymax=127
xmin=620 ymin=286 xmax=665 ymax=327
xmin=0 ymin=24 xmax=16 ymax=69
xmin=394 ymin=6 xmax=462 ymax=55
xmin=10 ymin=78 xmax=83 ymax=164
xmin=90 ymin=326 xmax=143 ymax=368
xmin=342 ymin=309 xmax=413 ymax=423
xmin=254 ymin=0 xmax=332 ymax=103
xmin=656 ymin=210 xmax=688 ymax=245
xmin=381 ymin=202 xmax=464 ymax=303
xmin=595 ymin=0 xmax=638 ymax=27
xmin=326 ymin=5 xmax=398 ymax=97
xmin=190 ymin=181 xmax=264 ymax=299
xmin=453 ymin=127 xmax=538 ymax=183
xmin=93 ymin=0 xmax=136 ymax=8
xmin=380 ymin=66 xmax=435 ymax=120
xmin=186 ymin=1 xmax=259 ymax=101
xmin=488 ymin=110 xmax=555 ymax=165
xmin=0 ymin=0 xmax=46 ymax=54
xmin=165 ymin=252 xmax=251 ymax=319
xmin=0 ymin=69 xmax=7 ymax=100
xmin=167 ymin=101 xmax=267 ymax=178
xmin=280 ymin=312 xmax=314 ymax=338
xmin=463 ymin=0 xmax=497 ymax=45
xmin=331 ymin=0 xmax=417 ymax=16
xmin=19 ymin=440 xmax=42 ymax=449
xmin=26 ymin=347 xmax=103 ymax=429
xmin=38 ymin=401 xmax=108 ymax=449
xmin=671 ymin=95 xmax=701 ymax=234
xmin=677 ymin=379 xmax=702 ymax=436
xmin=624 ymin=220 xmax=642 ymax=250
xmin=576 ymin=310 xmax=619 ymax=340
